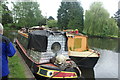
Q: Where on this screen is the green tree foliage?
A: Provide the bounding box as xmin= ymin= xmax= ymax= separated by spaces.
xmin=106 ymin=18 xmax=118 ymax=36
xmin=83 ymin=2 xmax=118 ymax=37
xmin=114 ymin=10 xmax=120 ymax=37
xmin=38 ymin=17 xmax=46 ymax=26
xmin=0 ymin=1 xmax=2 ymax=23
xmin=12 ymin=2 xmax=43 ymax=28
xmin=57 ymin=0 xmax=84 ymax=31
xmin=48 ymin=16 xmax=55 ymax=20
xmin=0 ymin=1 xmax=13 ymax=29
xmin=47 ymin=20 xmax=57 ymax=28
xmin=57 ymin=2 xmax=69 ymax=29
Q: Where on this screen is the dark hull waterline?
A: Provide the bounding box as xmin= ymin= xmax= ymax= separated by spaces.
xmin=70 ymin=56 xmax=99 ymax=68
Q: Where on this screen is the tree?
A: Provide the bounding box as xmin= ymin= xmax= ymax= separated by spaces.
xmin=47 ymin=20 xmax=57 ymax=28
xmin=48 ymin=16 xmax=54 ymax=20
xmin=0 ymin=1 xmax=13 ymax=28
xmin=106 ymin=18 xmax=118 ymax=36
xmin=114 ymin=9 xmax=120 ymax=37
xmin=57 ymin=0 xmax=84 ymax=31
xmin=83 ymin=2 xmax=118 ymax=37
xmin=0 ymin=1 xmax=2 ymax=23
xmin=67 ymin=2 xmax=84 ymax=31
xmin=57 ymin=2 xmax=69 ymax=29
xmin=12 ymin=2 xmax=43 ymax=28
xmin=38 ymin=17 xmax=46 ymax=26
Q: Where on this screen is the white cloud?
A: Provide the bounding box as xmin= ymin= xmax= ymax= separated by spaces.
xmin=81 ymin=0 xmax=119 ymax=17
xmin=38 ymin=0 xmax=119 ymax=19
xmin=37 ymin=0 xmax=61 ymax=19
xmin=8 ymin=0 xmax=119 ymax=19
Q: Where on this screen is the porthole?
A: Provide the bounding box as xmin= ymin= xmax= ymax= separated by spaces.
xmin=51 ymin=42 xmax=61 ymax=53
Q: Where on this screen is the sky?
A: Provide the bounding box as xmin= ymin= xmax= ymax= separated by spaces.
xmin=7 ymin=0 xmax=119 ymax=20
xmin=37 ymin=0 xmax=119 ymax=20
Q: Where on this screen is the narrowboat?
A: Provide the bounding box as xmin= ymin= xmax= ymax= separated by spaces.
xmin=15 ymin=30 xmax=82 ymax=79
xmin=67 ymin=33 xmax=100 ymax=68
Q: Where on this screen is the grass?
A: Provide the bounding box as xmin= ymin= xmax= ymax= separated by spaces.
xmin=8 ymin=54 xmax=26 ymax=78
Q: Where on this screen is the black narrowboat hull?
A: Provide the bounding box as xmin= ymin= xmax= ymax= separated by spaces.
xmin=15 ymin=39 xmax=81 ymax=79
xmin=70 ymin=56 xmax=99 ymax=68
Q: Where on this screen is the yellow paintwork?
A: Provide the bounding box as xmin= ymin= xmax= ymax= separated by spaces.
xmin=37 ymin=67 xmax=78 ymax=78
xmin=18 ymin=30 xmax=28 ymax=38
xmin=67 ymin=33 xmax=88 ymax=52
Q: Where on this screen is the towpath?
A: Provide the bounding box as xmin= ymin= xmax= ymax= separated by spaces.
xmin=9 ymin=48 xmax=36 ymax=79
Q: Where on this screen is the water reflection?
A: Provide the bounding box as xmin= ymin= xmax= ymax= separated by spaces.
xmin=118 ymin=39 xmax=120 ymax=53
xmin=88 ymin=37 xmax=118 ymax=52
xmin=94 ymin=49 xmax=118 ymax=78
xmin=79 ymin=67 xmax=95 ymax=80
xmin=88 ymin=37 xmax=119 ymax=79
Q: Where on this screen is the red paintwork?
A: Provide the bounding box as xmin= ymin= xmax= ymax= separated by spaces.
xmin=53 ymin=72 xmax=76 ymax=77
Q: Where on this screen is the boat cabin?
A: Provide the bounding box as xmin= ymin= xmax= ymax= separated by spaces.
xmin=67 ymin=33 xmax=88 ymax=52
xmin=18 ymin=30 xmax=68 ymax=64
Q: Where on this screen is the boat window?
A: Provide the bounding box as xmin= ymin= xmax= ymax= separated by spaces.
xmin=51 ymin=42 xmax=61 ymax=53
xmin=74 ymin=38 xmax=82 ymax=49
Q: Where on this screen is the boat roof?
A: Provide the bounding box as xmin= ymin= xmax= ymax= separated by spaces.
xmin=29 ymin=30 xmax=50 ymax=36
xmin=29 ymin=30 xmax=66 ymax=37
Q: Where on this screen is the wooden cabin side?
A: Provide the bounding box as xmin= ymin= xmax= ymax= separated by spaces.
xmin=67 ymin=35 xmax=88 ymax=52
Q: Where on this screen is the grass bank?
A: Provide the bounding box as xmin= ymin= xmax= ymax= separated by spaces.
xmin=8 ymin=54 xmax=26 ymax=78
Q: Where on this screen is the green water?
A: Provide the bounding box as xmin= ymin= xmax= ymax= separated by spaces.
xmin=88 ymin=37 xmax=119 ymax=52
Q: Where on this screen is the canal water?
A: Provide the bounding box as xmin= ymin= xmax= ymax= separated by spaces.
xmin=4 ymin=31 xmax=120 ymax=80
xmin=88 ymin=37 xmax=119 ymax=79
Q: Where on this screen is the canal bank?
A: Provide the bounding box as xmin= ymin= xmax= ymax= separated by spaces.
xmin=9 ymin=49 xmax=35 ymax=79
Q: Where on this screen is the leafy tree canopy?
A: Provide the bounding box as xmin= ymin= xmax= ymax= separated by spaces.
xmin=12 ymin=2 xmax=43 ymax=28
xmin=83 ymin=2 xmax=118 ymax=37
xmin=0 ymin=0 xmax=13 ymax=28
xmin=57 ymin=0 xmax=84 ymax=31
xmin=48 ymin=16 xmax=55 ymax=20
xmin=47 ymin=20 xmax=57 ymax=28
xmin=114 ymin=9 xmax=120 ymax=37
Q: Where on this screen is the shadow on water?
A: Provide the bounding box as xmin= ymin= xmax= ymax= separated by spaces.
xmin=4 ymin=31 xmax=120 ymax=80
